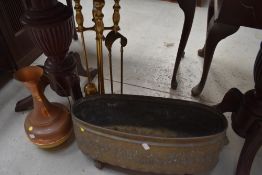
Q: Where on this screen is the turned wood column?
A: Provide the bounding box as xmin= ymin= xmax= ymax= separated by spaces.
xmin=21 ymin=0 xmax=82 ymax=100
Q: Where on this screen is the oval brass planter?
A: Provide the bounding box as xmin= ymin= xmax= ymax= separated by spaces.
xmin=72 ymin=95 xmax=228 ymax=175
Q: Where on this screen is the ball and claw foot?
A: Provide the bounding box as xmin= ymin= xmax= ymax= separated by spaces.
xmin=198 ymin=48 xmax=204 ymax=58
xmin=191 ymin=84 xmax=203 ymax=96
xmin=94 ymin=160 xmax=105 ymax=170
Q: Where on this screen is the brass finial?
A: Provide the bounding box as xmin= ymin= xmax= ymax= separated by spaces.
xmin=113 ymin=0 xmax=121 ymax=32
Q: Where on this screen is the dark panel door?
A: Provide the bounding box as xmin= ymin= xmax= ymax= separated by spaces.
xmin=0 ymin=0 xmax=41 ymax=70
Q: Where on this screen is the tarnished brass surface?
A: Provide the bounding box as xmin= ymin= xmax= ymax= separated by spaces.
xmin=72 ymin=95 xmax=228 ymax=175
xmin=14 ymin=66 xmax=72 ymax=149
xmin=112 ymin=0 xmax=121 ymax=32
xmin=73 ymin=0 xmax=125 ymax=95
xmin=74 ymin=0 xmax=97 ymax=96
xmin=84 ymin=83 xmax=98 ymax=95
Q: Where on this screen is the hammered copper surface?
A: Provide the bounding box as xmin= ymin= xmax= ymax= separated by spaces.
xmin=72 ymin=95 xmax=228 ymax=175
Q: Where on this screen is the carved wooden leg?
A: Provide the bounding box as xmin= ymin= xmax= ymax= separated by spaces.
xmin=216 ymin=43 xmax=262 ymax=175
xmin=44 ymin=52 xmax=83 ymax=100
xmin=198 ymin=0 xmax=214 ymax=58
xmin=15 ymin=96 xmax=34 ymax=112
xmin=214 ymin=88 xmax=243 ymax=113
xmin=191 ymin=18 xmax=239 ymax=96
xmin=171 ymin=0 xmax=196 ymax=89
xmin=74 ymin=51 xmax=98 ymax=78
xmin=236 ymin=122 xmax=262 ymax=175
xmin=14 ymin=54 xmax=91 ymax=112
xmin=234 ymin=42 xmax=262 ymax=175
xmin=65 ymin=71 xmax=82 ymax=100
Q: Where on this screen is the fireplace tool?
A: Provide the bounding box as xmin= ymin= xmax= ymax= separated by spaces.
xmin=73 ymin=0 xmax=126 ymax=95
xmin=105 ymin=31 xmax=127 ymax=94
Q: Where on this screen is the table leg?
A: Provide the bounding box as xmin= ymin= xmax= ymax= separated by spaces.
xmin=198 ymin=0 xmax=214 ymax=57
xmin=191 ymin=20 xmax=239 ymax=96
xmin=192 ymin=0 xmax=239 ymax=96
xmin=236 ymin=122 xmax=262 ymax=175
xmin=171 ymin=0 xmax=196 ymax=89
xmin=235 ymin=42 xmax=262 ymax=175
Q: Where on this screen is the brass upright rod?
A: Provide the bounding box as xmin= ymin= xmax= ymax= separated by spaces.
xmin=93 ymin=0 xmax=105 ymax=94
xmin=80 ymin=33 xmax=91 ymax=83
xmin=96 ymin=39 xmax=105 ymax=94
xmin=74 ymin=0 xmax=97 ymax=95
xmin=74 ymin=0 xmax=91 ymax=82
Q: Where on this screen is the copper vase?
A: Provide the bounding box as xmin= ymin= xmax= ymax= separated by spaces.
xmin=14 ymin=66 xmax=72 ymax=148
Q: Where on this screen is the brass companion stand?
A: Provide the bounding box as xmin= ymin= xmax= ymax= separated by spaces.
xmin=73 ymin=0 xmax=127 ymax=95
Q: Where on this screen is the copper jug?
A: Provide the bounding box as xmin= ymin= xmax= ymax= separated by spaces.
xmin=14 ymin=66 xmax=72 ymax=148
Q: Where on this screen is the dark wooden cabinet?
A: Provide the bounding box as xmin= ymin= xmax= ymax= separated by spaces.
xmin=0 ymin=0 xmax=42 ymax=72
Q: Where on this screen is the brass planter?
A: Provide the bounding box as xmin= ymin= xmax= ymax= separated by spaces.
xmin=72 ymin=95 xmax=228 ymax=175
